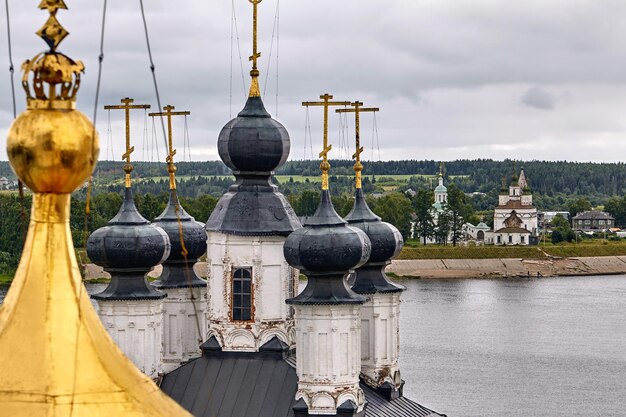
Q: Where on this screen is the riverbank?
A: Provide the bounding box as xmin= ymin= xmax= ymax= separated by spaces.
xmin=77 ymin=255 xmax=626 ymax=282
xmin=388 ymin=256 xmax=626 ymax=278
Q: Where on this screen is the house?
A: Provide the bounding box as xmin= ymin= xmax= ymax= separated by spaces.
xmin=572 ymin=210 xmax=614 ymax=231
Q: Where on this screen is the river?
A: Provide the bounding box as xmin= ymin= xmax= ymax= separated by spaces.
xmin=0 ymin=275 xmax=624 ymax=417
xmin=398 ymin=275 xmax=626 ymax=417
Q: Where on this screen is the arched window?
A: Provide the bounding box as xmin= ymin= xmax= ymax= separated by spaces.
xmin=232 ymin=268 xmax=253 ymax=321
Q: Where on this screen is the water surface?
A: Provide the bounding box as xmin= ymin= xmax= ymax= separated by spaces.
xmin=399 ymin=275 xmax=626 ymax=417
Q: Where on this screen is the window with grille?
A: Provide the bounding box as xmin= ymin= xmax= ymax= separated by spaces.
xmin=232 ymin=268 xmax=253 ymax=321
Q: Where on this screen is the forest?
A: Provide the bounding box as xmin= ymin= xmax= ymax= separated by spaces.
xmin=2 ymin=158 xmax=626 ymax=275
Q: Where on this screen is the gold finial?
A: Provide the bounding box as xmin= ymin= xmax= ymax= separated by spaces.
xmin=149 ymin=105 xmax=191 ymax=190
xmin=336 ymin=102 xmax=379 ymax=189
xmin=21 ymin=0 xmax=83 ymax=109
xmin=248 ymin=0 xmax=262 ymax=97
xmin=439 ymin=162 xmax=443 ymax=177
xmin=302 ymin=94 xmax=351 ymax=190
xmin=2 ymin=2 xmax=191 ymax=416
xmin=104 ymin=98 xmax=151 ymax=188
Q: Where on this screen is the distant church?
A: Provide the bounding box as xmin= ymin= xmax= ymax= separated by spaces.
xmin=493 ymin=168 xmax=537 ymax=245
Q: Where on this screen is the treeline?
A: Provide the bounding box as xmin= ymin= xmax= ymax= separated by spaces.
xmin=3 ymin=159 xmax=626 ymax=198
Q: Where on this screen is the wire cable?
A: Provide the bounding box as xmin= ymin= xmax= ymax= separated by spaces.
xmin=4 ymin=0 xmax=16 ymax=119
xmin=232 ymin=1 xmax=247 ymax=99
xmin=139 ymin=0 xmax=168 ymax=153
xmin=4 ymin=0 xmax=26 ymax=244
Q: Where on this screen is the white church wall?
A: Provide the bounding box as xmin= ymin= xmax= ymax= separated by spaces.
xmin=206 ymin=231 xmax=297 ymax=351
xmin=294 ymin=304 xmax=365 ymax=415
xmin=96 ymin=299 xmax=163 ymax=379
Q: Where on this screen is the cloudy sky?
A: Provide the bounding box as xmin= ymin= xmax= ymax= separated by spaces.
xmin=2 ymin=0 xmax=626 ymax=163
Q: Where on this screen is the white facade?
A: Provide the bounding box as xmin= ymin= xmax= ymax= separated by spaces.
xmin=96 ymin=299 xmax=163 ymax=379
xmin=493 ymin=208 xmax=537 ymax=233
xmin=206 ymin=231 xmax=298 ymax=351
xmin=160 ymin=286 xmax=207 ymax=373
xmin=360 ymin=292 xmax=402 ymax=391
xmin=493 ymin=168 xmax=537 ymax=245
xmin=294 ymin=304 xmax=365 ymax=415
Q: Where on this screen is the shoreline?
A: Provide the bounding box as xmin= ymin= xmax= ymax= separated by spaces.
xmin=4 ymin=257 xmax=622 ymax=285
xmin=388 ymin=256 xmax=626 ymax=279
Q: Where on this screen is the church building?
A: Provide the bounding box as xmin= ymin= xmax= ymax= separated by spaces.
xmin=493 ymin=168 xmax=537 ymax=245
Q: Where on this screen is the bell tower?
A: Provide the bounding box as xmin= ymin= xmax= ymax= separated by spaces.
xmin=204 ymin=0 xmax=301 ymax=351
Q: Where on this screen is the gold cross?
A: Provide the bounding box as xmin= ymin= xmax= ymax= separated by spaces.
xmin=104 ymin=97 xmax=151 ymax=188
xmin=336 ymin=102 xmax=379 ymax=189
xmin=149 ymin=105 xmax=191 ymax=190
xmin=302 ymin=93 xmax=351 ymax=190
xmin=248 ymin=0 xmax=263 ymax=97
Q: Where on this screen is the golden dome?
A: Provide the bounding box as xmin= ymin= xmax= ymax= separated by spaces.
xmin=7 ymin=108 xmax=98 ymax=193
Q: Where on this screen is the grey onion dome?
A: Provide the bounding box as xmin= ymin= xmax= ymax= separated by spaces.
xmin=284 ymin=190 xmax=371 ymax=305
xmin=206 ymin=95 xmax=301 ymax=236
xmin=345 ymin=188 xmax=404 ymax=294
xmin=218 ymin=96 xmax=289 ymax=173
xmin=151 ymin=189 xmax=207 ymax=289
xmin=87 ymin=187 xmax=169 ymax=300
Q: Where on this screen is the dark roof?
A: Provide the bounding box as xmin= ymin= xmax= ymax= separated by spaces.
xmin=160 ymin=342 xmax=446 ymax=417
xmin=161 ymin=346 xmax=298 ymax=417
xmin=284 ymin=190 xmax=369 ymax=305
xmin=87 ymin=187 xmax=168 ymax=300
xmin=496 ymin=200 xmax=535 ymax=210
xmin=494 ymin=226 xmax=531 ymax=234
xmin=572 ymin=210 xmax=614 ymax=221
xmin=360 ymin=384 xmax=444 ymax=417
xmin=206 ymin=95 xmax=301 ymax=236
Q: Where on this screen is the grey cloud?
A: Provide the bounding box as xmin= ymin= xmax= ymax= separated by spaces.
xmin=3 ymin=1 xmax=626 ymax=162
xmin=521 ymin=86 xmax=556 ymax=110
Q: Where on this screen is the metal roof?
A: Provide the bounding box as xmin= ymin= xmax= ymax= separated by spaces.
xmin=160 ymin=338 xmax=446 ymax=417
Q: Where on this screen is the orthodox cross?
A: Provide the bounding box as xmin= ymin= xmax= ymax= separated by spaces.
xmin=302 ymin=94 xmax=351 ymax=190
xmin=104 ymin=97 xmax=151 ymax=188
xmin=248 ymin=0 xmax=262 ymax=97
xmin=439 ymin=161 xmax=444 ymax=177
xmin=336 ymin=101 xmax=379 ymax=189
xmin=148 ymin=105 xmax=191 ymax=190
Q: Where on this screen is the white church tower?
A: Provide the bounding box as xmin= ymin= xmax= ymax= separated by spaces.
xmin=87 ymin=99 xmax=170 ymax=379
xmin=204 ymin=1 xmax=301 ymax=352
xmin=342 ymin=107 xmax=406 ymax=399
xmin=284 ymin=153 xmax=371 ymax=416
xmin=151 ymin=106 xmax=208 ymax=373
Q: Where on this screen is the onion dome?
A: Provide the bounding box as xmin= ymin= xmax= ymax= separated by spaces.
xmin=205 ymin=96 xmax=301 ymax=236
xmin=87 ymin=187 xmax=170 ymax=300
xmin=152 ymin=189 xmax=207 ymax=288
xmin=345 ymin=188 xmax=404 ymax=294
xmin=284 ymin=190 xmax=370 ymax=305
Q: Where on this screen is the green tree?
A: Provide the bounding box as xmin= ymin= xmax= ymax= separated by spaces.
xmin=292 ymin=190 xmax=320 ymax=217
xmin=434 ymin=206 xmax=451 ymax=245
xmin=605 ymin=196 xmax=626 ymax=227
xmin=413 ymin=190 xmax=435 ymax=245
xmin=568 ymin=198 xmax=592 ymax=218
xmin=551 ymin=214 xmax=574 ymax=243
xmin=446 ymin=184 xmax=473 ymax=246
xmin=367 ymin=192 xmax=413 ymax=240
